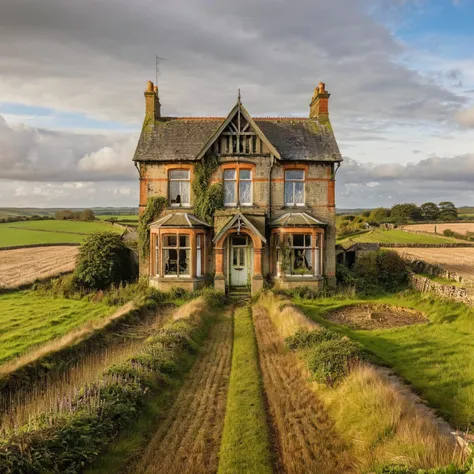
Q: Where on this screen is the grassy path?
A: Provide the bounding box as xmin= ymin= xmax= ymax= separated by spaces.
xmin=252 ymin=305 xmax=356 ymax=474
xmin=137 ymin=307 xmax=233 ymax=474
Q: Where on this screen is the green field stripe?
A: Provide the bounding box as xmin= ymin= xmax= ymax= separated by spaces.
xmin=217 ymin=306 xmax=273 ymax=474
xmin=4 ymin=225 xmax=90 ymax=235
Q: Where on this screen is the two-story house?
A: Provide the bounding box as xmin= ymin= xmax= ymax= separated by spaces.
xmin=133 ymin=80 xmax=342 ymax=295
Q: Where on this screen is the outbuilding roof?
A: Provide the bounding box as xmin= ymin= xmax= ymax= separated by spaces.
xmin=149 ymin=213 xmax=211 ymax=229
xmin=270 ymin=212 xmax=327 ymax=228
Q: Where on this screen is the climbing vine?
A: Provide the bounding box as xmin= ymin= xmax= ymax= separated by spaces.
xmin=192 ymin=155 xmax=224 ymax=224
xmin=138 ymin=196 xmax=167 ymax=258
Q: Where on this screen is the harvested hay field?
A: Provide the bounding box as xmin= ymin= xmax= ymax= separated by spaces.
xmin=404 ymin=223 xmax=474 ymax=235
xmin=0 ymin=246 xmax=78 ymax=289
xmin=325 ymin=304 xmax=428 ymax=330
xmin=252 ymin=305 xmax=356 ymax=474
xmin=394 ymin=247 xmax=474 ymax=281
xmin=137 ymin=308 xmax=233 ymax=474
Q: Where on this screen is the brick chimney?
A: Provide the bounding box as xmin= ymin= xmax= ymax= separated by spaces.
xmin=144 ymin=80 xmax=161 ymax=120
xmin=309 ymin=81 xmax=330 ymax=122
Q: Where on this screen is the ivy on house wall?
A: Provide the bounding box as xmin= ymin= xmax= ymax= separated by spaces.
xmin=192 ymin=154 xmax=224 ymax=224
xmin=138 ymin=196 xmax=167 ymax=258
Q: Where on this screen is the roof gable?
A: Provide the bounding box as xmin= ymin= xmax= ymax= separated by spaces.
xmin=213 ymin=212 xmax=267 ymax=244
xmin=195 ymin=98 xmax=281 ymax=160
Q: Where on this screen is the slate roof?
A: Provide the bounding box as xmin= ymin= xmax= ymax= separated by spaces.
xmin=149 ymin=213 xmax=211 ymax=228
xmin=270 ymin=212 xmax=327 ymax=227
xmin=133 ymin=116 xmax=342 ymax=163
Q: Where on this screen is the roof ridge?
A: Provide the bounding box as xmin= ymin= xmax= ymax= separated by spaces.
xmin=159 ymin=116 xmax=309 ymax=121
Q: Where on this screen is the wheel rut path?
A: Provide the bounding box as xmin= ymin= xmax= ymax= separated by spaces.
xmin=137 ymin=308 xmax=233 ymax=474
xmin=252 ymin=306 xmax=356 ymax=474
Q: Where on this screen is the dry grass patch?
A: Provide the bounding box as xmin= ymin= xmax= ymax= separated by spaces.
xmin=253 ymin=305 xmax=356 ymax=473
xmin=318 ymin=364 xmax=465 ymax=471
xmin=0 ymin=246 xmax=78 ymax=289
xmin=404 ymin=223 xmax=474 ymax=235
xmin=258 ymin=291 xmax=317 ymax=338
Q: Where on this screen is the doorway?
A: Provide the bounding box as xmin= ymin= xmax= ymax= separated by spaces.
xmin=229 ymin=234 xmax=252 ymax=288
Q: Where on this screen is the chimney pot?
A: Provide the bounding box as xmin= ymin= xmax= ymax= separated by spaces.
xmin=146 ymin=80 xmax=154 ymax=92
xmin=318 ymin=81 xmax=325 ymax=94
xmin=154 ymin=85 xmax=158 ymax=93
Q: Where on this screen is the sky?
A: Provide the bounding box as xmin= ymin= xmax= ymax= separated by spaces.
xmin=0 ymin=0 xmax=473 ymax=209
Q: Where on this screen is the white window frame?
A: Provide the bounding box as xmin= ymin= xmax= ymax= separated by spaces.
xmin=239 ymin=169 xmax=253 ymax=206
xmin=196 ymin=234 xmax=202 ymax=277
xmin=284 ymin=169 xmax=305 ymax=207
xmin=162 ymin=233 xmax=191 ymax=278
xmin=169 ymin=169 xmax=191 ymax=207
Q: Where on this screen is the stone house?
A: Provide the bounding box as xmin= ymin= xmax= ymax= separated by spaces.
xmin=133 ymin=80 xmax=342 ymax=294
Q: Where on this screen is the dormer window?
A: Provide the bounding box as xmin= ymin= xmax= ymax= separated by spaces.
xmin=169 ymin=169 xmax=190 ymax=206
xmin=284 ymin=170 xmax=305 ymax=206
xmin=224 ymin=167 xmax=253 ymax=206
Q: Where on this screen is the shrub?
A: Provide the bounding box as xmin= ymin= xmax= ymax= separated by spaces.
xmin=376 ymin=465 xmax=472 ymax=474
xmin=285 ymin=328 xmax=341 ymax=351
xmin=306 ymin=337 xmax=364 ymax=385
xmin=376 ymin=250 xmax=408 ymax=291
xmin=73 ymin=232 xmax=131 ymax=290
xmin=353 ymin=251 xmax=379 ymax=294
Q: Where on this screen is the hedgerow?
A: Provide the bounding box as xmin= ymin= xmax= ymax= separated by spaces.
xmin=376 ymin=462 xmax=474 ymax=474
xmin=0 ymin=294 xmax=223 ymax=473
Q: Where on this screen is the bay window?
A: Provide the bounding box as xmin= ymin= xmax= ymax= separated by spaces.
xmin=284 ymin=170 xmax=305 ymax=206
xmin=163 ymin=234 xmax=190 ymax=277
xmin=279 ymin=233 xmax=320 ymax=276
xmin=169 ymin=170 xmax=190 ymax=206
xmin=224 ymin=168 xmax=253 ymax=206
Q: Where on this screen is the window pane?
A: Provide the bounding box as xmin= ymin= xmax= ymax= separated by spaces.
xmin=239 ymin=181 xmax=252 ymax=204
xmin=293 ymin=234 xmax=304 ymax=247
xmin=232 ymin=236 xmax=247 ymax=246
xmin=305 ymin=249 xmax=313 ymax=271
xmin=284 ymin=182 xmax=293 ymax=204
xmin=179 ymin=249 xmax=190 ymax=275
xmin=180 ymin=182 xmax=190 ymax=205
xmin=179 ymin=235 xmax=189 ymax=247
xmin=170 ymin=181 xmax=181 ymax=204
xmin=295 ymin=182 xmax=304 ymax=204
xmin=305 ymin=234 xmax=311 ymax=247
xmin=224 ymin=169 xmax=236 ymax=180
xmin=293 ymin=249 xmax=311 ymax=275
xmin=224 ymin=181 xmax=236 ymax=204
xmin=233 ymin=248 xmax=238 ymax=266
xmin=197 ymin=235 xmax=201 ymax=248
xmin=163 ymin=235 xmax=177 ymax=247
xmin=169 ymin=170 xmax=189 ymax=180
xmin=164 ymin=249 xmax=178 ymax=275
xmin=285 ymin=170 xmax=304 ymax=180
xmin=197 ymin=248 xmax=202 ymax=277
xmin=239 ymin=248 xmax=245 ymax=266
xmin=239 ymin=169 xmax=251 ymax=180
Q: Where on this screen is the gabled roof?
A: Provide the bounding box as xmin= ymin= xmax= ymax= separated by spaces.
xmin=195 ymin=98 xmax=281 ymax=160
xmin=270 ymin=212 xmax=327 ymax=228
xmin=133 ymin=105 xmax=342 ymax=163
xmin=213 ymin=212 xmax=267 ymax=244
xmin=149 ymin=213 xmax=211 ymax=228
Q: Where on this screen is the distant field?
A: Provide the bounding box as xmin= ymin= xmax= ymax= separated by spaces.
xmin=0 ymin=291 xmax=116 ymax=365
xmin=338 ymin=229 xmax=465 ymax=246
xmin=393 ymin=247 xmax=474 ymax=282
xmin=0 ymin=246 xmax=78 ymax=289
xmin=0 ymin=220 xmax=122 ymax=248
xmin=96 ymin=215 xmax=138 ymax=221
xmin=404 ymin=223 xmax=474 ymax=235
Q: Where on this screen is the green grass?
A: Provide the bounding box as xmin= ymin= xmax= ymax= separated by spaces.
xmin=0 ymin=291 xmax=117 ymax=364
xmin=0 ymin=220 xmax=122 ymax=247
xmin=218 ymin=306 xmax=273 ymax=474
xmin=96 ymin=215 xmax=138 ymax=221
xmin=338 ymin=229 xmax=466 ymax=246
xmin=298 ymin=292 xmax=474 ymax=429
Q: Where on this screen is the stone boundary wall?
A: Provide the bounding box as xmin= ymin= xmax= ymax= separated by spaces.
xmin=0 ymin=243 xmax=80 ymax=252
xmin=403 ymin=256 xmax=464 ymax=283
xmin=409 ymin=273 xmax=474 ymax=306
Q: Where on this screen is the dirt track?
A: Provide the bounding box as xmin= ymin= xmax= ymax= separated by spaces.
xmin=252 ymin=306 xmax=356 ymax=474
xmin=137 ymin=308 xmax=233 ymax=474
xmin=0 ymin=246 xmax=77 ymax=289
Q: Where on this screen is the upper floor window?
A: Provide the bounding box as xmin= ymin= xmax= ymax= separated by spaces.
xmin=169 ymin=169 xmax=190 ymax=206
xmin=224 ymin=168 xmax=252 ymax=206
xmin=284 ymin=170 xmax=304 ymax=206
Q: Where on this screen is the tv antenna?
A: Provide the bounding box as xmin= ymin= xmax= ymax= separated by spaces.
xmin=156 ymin=55 xmax=167 ymax=86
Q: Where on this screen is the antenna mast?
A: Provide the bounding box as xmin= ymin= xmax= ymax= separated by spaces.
xmin=155 ymin=55 xmax=167 ymax=87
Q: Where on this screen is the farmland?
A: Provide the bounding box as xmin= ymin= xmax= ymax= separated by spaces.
xmin=0 ymin=220 xmax=123 ymax=248
xmin=338 ymin=229 xmax=466 ymax=246
xmin=0 ymin=246 xmax=78 ymax=289
xmin=404 ymin=222 xmax=474 ymax=235
xmin=0 ymin=291 xmax=117 ymax=365
xmin=394 ymin=247 xmax=474 ymax=282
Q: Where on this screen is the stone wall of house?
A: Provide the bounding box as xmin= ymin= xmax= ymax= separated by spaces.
xmin=409 ymin=273 xmax=474 ymax=306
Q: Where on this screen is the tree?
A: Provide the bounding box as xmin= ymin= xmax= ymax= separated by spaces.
xmin=390 ymin=203 xmax=422 ymax=224
xmin=420 ymin=202 xmax=440 ymax=221
xmin=80 ymin=209 xmax=95 ymax=221
xmin=368 ymin=207 xmax=390 ymax=224
xmin=439 ymin=201 xmax=458 ymax=221
xmin=55 ymin=210 xmax=74 ymax=220
xmin=73 ymin=232 xmax=131 ymax=290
